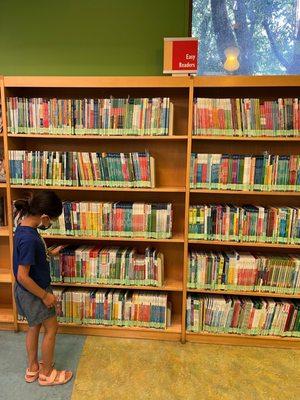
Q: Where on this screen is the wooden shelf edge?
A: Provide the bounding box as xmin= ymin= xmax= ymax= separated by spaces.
xmin=192 ymin=135 xmax=300 ymax=141
xmin=18 ymin=313 xmax=182 ymax=339
xmin=0 ymin=271 xmax=12 ymax=284
xmin=7 ymin=133 xmax=188 ymax=140
xmin=0 ymin=227 xmax=9 ymax=237
xmin=188 ymin=240 xmax=300 ymax=249
xmin=52 ymin=279 xmax=183 ymax=292
xmin=186 ymin=332 xmax=300 ymax=349
xmin=42 ymin=234 xmax=184 ymax=243
xmin=0 ymin=307 xmax=14 ymax=323
xmin=190 ymin=189 xmax=300 ymax=196
xmin=4 ymin=75 xmax=191 ymax=88
xmin=187 ymin=288 xmax=300 ymax=299
xmin=193 ymin=75 xmax=300 ymax=88
xmin=11 ymin=185 xmax=185 ymax=193
xmin=18 ymin=322 xmax=181 ymax=341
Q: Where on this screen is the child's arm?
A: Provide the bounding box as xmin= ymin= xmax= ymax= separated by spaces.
xmin=17 ymin=264 xmax=56 ymax=308
xmin=48 ymin=245 xmax=67 ymax=256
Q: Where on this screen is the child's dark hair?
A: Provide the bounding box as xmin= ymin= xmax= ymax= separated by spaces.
xmin=14 ymin=191 xmax=63 ymax=219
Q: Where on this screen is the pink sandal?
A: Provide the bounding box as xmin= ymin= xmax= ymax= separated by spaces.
xmin=25 ymin=368 xmax=39 ymax=383
xmin=38 ymin=369 xmax=73 ymax=386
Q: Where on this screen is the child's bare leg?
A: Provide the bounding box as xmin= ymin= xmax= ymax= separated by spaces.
xmin=40 ymin=316 xmax=58 ymax=376
xmin=40 ymin=315 xmax=72 ymax=383
xmin=26 ymin=323 xmax=42 ymax=371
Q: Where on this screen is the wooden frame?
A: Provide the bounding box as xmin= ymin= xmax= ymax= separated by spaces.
xmin=0 ymin=75 xmax=299 ymax=348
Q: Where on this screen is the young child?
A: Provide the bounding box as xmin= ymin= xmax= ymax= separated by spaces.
xmin=13 ymin=191 xmax=72 ymax=386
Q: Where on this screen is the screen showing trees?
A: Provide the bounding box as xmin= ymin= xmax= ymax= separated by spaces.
xmin=191 ymin=0 xmax=300 ymax=75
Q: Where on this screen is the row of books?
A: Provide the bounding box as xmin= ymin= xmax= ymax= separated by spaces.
xmin=0 ymin=197 xmax=5 ymax=226
xmin=188 ymin=251 xmax=300 ymax=294
xmin=49 ymin=245 xmax=164 ymax=287
xmin=186 ymin=295 xmax=300 ymax=337
xmin=52 ymin=288 xmax=171 ymax=329
xmin=9 ymin=150 xmax=155 ymax=188
xmin=188 ymin=205 xmax=300 ymax=244
xmin=193 ymin=98 xmax=300 ymax=136
xmin=38 ymin=202 xmax=173 ymax=238
xmin=6 ymin=97 xmax=173 ymax=136
xmin=190 ymin=153 xmax=300 ymax=191
xmin=0 ymin=151 xmax=5 ymax=182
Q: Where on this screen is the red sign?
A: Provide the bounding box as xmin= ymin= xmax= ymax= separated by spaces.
xmin=164 ymin=38 xmax=198 ymax=74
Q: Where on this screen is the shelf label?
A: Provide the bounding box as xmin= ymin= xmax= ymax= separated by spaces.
xmin=163 ymin=37 xmax=198 ymax=74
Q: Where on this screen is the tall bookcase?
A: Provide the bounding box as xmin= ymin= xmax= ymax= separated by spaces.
xmin=0 ymin=75 xmax=299 ymax=349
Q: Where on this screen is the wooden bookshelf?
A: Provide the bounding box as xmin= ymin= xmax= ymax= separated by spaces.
xmin=0 ymin=227 xmax=9 ymax=237
xmin=188 ymin=240 xmax=300 ymax=249
xmin=187 ymin=288 xmax=300 ymax=299
xmin=190 ymin=189 xmax=300 ymax=196
xmin=0 ymin=75 xmax=299 ymax=347
xmin=192 ymin=136 xmax=300 ymax=141
xmin=11 ymin=185 xmax=185 ymax=193
xmin=18 ymin=312 xmax=182 ymax=341
xmin=8 ymin=134 xmax=188 ymax=141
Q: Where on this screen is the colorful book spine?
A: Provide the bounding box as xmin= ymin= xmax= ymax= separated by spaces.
xmin=49 ymin=245 xmax=164 ymax=287
xmin=52 ymin=288 xmax=171 ymax=329
xmin=43 ymin=202 xmax=172 ymax=239
xmin=9 ymin=150 xmax=155 ymax=188
xmin=188 ymin=205 xmax=300 ymax=244
xmin=6 ymin=97 xmax=173 ymax=136
xmin=187 ymin=294 xmax=300 ymax=337
xmin=188 ymin=251 xmax=300 ymax=294
xmin=194 ymin=97 xmax=300 ymax=137
xmin=190 ymin=153 xmax=300 ymax=192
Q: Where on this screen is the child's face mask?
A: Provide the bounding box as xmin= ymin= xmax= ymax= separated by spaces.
xmin=37 ymin=214 xmax=55 ymax=231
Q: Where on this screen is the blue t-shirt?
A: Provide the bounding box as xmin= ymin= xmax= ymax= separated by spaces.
xmin=13 ymin=225 xmax=51 ymax=290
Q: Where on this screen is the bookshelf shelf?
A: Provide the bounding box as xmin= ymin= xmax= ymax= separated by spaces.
xmin=190 ymin=189 xmax=300 ymax=196
xmin=0 ymin=306 xmax=14 ymax=323
xmin=4 ymin=75 xmax=191 ymax=88
xmin=0 ymin=269 xmax=12 ymax=284
xmin=0 ymin=227 xmax=9 ymax=237
xmin=192 ymin=135 xmax=300 ymax=141
xmin=42 ymin=233 xmax=184 ymax=243
xmin=11 ymin=185 xmax=186 ymax=193
xmin=188 ymin=240 xmax=300 ymax=249
xmin=186 ymin=331 xmax=300 ymax=349
xmin=52 ymin=278 xmax=183 ymax=292
xmin=187 ymin=288 xmax=300 ymax=299
xmin=18 ymin=313 xmax=182 ymax=340
xmin=1 ymin=75 xmax=299 ymax=347
xmin=8 ymin=134 xmax=188 ymax=140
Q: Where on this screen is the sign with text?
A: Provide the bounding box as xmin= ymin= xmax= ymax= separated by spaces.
xmin=163 ymin=37 xmax=198 ymax=74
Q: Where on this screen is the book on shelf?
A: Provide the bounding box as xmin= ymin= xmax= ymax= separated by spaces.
xmin=0 ymin=151 xmax=5 ymax=183
xmin=188 ymin=205 xmax=300 ymax=244
xmin=188 ymin=251 xmax=300 ymax=294
xmin=187 ymin=294 xmax=300 ymax=337
xmin=47 ymin=288 xmax=171 ymax=329
xmin=0 ymin=196 xmax=6 ymax=226
xmin=190 ymin=153 xmax=300 ymax=191
xmin=9 ymin=150 xmax=155 ymax=188
xmin=49 ymin=245 xmax=164 ymax=287
xmin=0 ymin=104 xmax=2 ymax=133
xmin=6 ymin=97 xmax=174 ymax=136
xmin=193 ymin=97 xmax=300 ymax=137
xmin=33 ymin=201 xmax=173 ymax=239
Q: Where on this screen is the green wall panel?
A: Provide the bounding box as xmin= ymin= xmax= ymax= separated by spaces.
xmin=0 ymin=0 xmax=189 ymax=75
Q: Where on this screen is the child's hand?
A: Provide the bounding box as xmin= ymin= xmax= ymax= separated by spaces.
xmin=43 ymin=293 xmax=57 ymax=308
xmin=48 ymin=245 xmax=67 ymax=256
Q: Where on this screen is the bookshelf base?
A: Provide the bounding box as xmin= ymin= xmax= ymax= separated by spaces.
xmin=17 ymin=314 xmax=182 ymax=342
xmin=186 ymin=332 xmax=300 ymax=350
